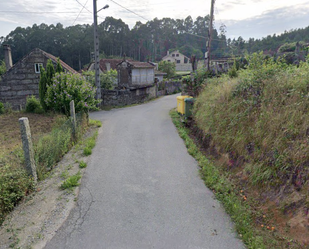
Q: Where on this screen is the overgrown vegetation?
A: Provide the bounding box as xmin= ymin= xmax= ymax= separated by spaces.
xmin=0 ymin=102 xmax=4 ymax=114
xmin=170 ymin=110 xmax=275 ymax=248
xmin=158 ymin=61 xmax=176 ymax=79
xmin=0 ymin=163 xmax=34 ymax=225
xmin=83 ymin=130 xmax=98 ymax=156
xmin=60 ymin=171 xmax=81 ymax=190
xmin=39 ymin=59 xmax=62 ymax=111
xmin=45 ymin=72 xmax=100 ymax=116
xmin=0 ymin=111 xmax=90 ymax=225
xmin=83 ymin=69 xmax=117 ymax=90
xmin=25 ymin=95 xmax=44 ymax=114
xmin=0 ymin=60 xmax=6 ymax=76
xmin=188 ymin=52 xmax=309 ymax=247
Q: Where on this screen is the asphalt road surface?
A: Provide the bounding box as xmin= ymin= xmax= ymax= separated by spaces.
xmin=45 ymin=95 xmax=244 ymax=249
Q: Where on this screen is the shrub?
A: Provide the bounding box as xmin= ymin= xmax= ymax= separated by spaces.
xmin=194 ymin=53 xmax=309 ymax=188
xmin=45 ymin=72 xmax=101 ymax=116
xmin=158 ymin=61 xmax=176 ymax=79
xmin=34 ymin=119 xmax=72 ymax=179
xmin=79 ymin=161 xmax=87 ymax=168
xmin=0 ymin=164 xmax=34 ymax=225
xmin=0 ymin=102 xmax=4 ymax=114
xmin=60 ymin=171 xmax=81 ymax=190
xmin=25 ymin=95 xmax=44 ymax=114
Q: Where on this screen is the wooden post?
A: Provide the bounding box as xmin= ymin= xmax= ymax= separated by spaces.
xmin=19 ymin=117 xmax=37 ymax=183
xmin=70 ymin=100 xmax=76 ymax=139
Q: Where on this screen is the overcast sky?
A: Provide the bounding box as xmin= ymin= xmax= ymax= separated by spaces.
xmin=0 ymin=0 xmax=309 ymax=40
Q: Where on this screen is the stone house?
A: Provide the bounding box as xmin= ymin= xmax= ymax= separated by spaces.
xmin=88 ymin=59 xmax=121 ymax=73
xmin=0 ymin=46 xmax=77 ymax=109
xmin=161 ymin=50 xmax=192 ymax=72
xmin=116 ymin=59 xmax=155 ymax=88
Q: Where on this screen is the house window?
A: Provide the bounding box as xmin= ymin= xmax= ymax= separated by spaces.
xmin=184 ymin=58 xmax=188 ymax=64
xmin=34 ymin=63 xmax=43 ymax=73
xmin=172 ymin=54 xmax=175 ymax=57
xmin=168 ymin=60 xmax=171 ymax=62
xmin=176 ymin=60 xmax=181 ymax=64
xmin=176 ymin=54 xmax=179 ymax=57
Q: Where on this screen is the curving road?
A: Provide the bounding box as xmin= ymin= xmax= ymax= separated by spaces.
xmin=45 ymin=94 xmax=244 ymax=249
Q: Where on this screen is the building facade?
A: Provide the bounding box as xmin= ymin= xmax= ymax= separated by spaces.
xmin=161 ymin=50 xmax=192 ymax=72
xmin=0 ymin=46 xmax=77 ymax=109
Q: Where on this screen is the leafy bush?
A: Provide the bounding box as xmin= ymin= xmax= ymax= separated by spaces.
xmin=0 ymin=164 xmax=34 ymax=225
xmin=194 ymin=52 xmax=309 ymax=188
xmin=45 ymin=72 xmax=100 ymax=116
xmin=79 ymin=161 xmax=87 ymax=168
xmin=83 ymin=70 xmax=117 ymax=90
xmin=0 ymin=102 xmax=4 ymax=114
xmin=158 ymin=61 xmax=176 ymax=79
xmin=25 ymin=95 xmax=44 ymax=114
xmin=0 ymin=60 xmax=6 ymax=76
xmin=60 ymin=171 xmax=81 ymax=190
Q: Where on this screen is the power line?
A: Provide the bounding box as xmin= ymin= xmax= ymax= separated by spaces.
xmin=0 ymin=11 xmax=80 ymax=13
xmin=74 ymin=0 xmax=92 ymax=13
xmin=72 ymin=0 xmax=90 ymax=25
xmin=108 ymin=0 xmax=149 ymax=22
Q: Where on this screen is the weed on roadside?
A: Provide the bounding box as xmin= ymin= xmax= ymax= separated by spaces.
xmin=79 ymin=161 xmax=87 ymax=168
xmin=60 ymin=172 xmax=81 ymax=190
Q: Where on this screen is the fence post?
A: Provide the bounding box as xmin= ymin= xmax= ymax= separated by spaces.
xmin=19 ymin=117 xmax=37 ymax=183
xmin=70 ymin=100 xmax=76 ymax=139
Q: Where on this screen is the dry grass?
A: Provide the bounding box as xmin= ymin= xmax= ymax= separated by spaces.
xmin=0 ymin=112 xmax=63 ymax=158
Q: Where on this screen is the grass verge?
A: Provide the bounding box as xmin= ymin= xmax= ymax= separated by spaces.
xmin=170 ymin=109 xmax=278 ymax=249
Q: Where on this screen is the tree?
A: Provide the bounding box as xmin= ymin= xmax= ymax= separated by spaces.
xmin=39 ymin=59 xmax=61 ymax=111
xmin=0 ymin=60 xmax=6 ymax=76
xmin=45 ymin=72 xmax=100 ymax=116
xmin=158 ymin=61 xmax=176 ymax=79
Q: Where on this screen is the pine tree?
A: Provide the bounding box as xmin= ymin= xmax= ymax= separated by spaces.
xmin=39 ymin=66 xmax=48 ymax=111
xmin=56 ymin=58 xmax=63 ymax=73
xmin=46 ymin=59 xmax=55 ymax=85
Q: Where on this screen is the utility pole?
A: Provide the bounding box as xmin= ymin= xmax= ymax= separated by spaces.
xmin=93 ymin=0 xmax=100 ymax=101
xmin=206 ymin=0 xmax=215 ymax=71
xmin=93 ymin=1 xmax=109 ymax=102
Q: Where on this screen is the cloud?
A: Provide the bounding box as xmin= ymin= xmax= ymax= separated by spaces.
xmin=222 ymin=3 xmax=309 ymax=39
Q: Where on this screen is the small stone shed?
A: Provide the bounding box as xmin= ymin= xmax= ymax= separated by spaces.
xmin=117 ymin=60 xmax=155 ymax=88
xmin=0 ymin=46 xmax=77 ymax=109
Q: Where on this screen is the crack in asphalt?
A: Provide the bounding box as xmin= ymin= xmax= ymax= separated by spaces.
xmin=65 ymin=185 xmax=95 ymax=248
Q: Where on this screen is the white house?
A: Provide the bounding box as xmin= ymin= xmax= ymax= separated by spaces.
xmin=161 ymin=50 xmax=192 ymax=72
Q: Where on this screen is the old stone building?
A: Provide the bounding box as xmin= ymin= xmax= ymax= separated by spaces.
xmin=117 ymin=59 xmax=155 ymax=88
xmin=161 ymin=50 xmax=192 ymax=72
xmin=0 ymin=46 xmax=77 ymax=109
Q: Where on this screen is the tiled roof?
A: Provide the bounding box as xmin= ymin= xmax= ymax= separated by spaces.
xmin=116 ymin=60 xmax=155 ymax=69
xmin=99 ymin=59 xmax=123 ymax=71
xmin=42 ymin=50 xmax=78 ymax=74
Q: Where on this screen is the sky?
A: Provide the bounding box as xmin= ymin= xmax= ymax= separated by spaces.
xmin=0 ymin=0 xmax=309 ymax=40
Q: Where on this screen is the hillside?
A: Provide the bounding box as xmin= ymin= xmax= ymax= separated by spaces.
xmin=192 ymin=53 xmax=309 ymax=247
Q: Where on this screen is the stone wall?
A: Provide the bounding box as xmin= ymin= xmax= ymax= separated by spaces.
xmin=157 ymin=81 xmax=182 ymax=97
xmin=0 ymin=49 xmax=49 ymax=109
xmin=102 ymin=85 xmax=156 ymax=106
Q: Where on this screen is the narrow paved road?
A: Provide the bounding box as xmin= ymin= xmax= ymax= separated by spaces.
xmin=45 ymin=95 xmax=244 ymax=249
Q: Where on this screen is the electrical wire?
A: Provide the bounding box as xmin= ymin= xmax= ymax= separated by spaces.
xmin=108 ymin=0 xmax=149 ymax=22
xmin=72 ymin=0 xmax=89 ymax=25
xmin=74 ymin=0 xmax=92 ymax=13
xmin=0 ymin=11 xmax=80 ymax=13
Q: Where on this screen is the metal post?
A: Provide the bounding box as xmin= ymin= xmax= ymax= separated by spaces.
xmin=93 ymin=0 xmax=101 ymax=101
